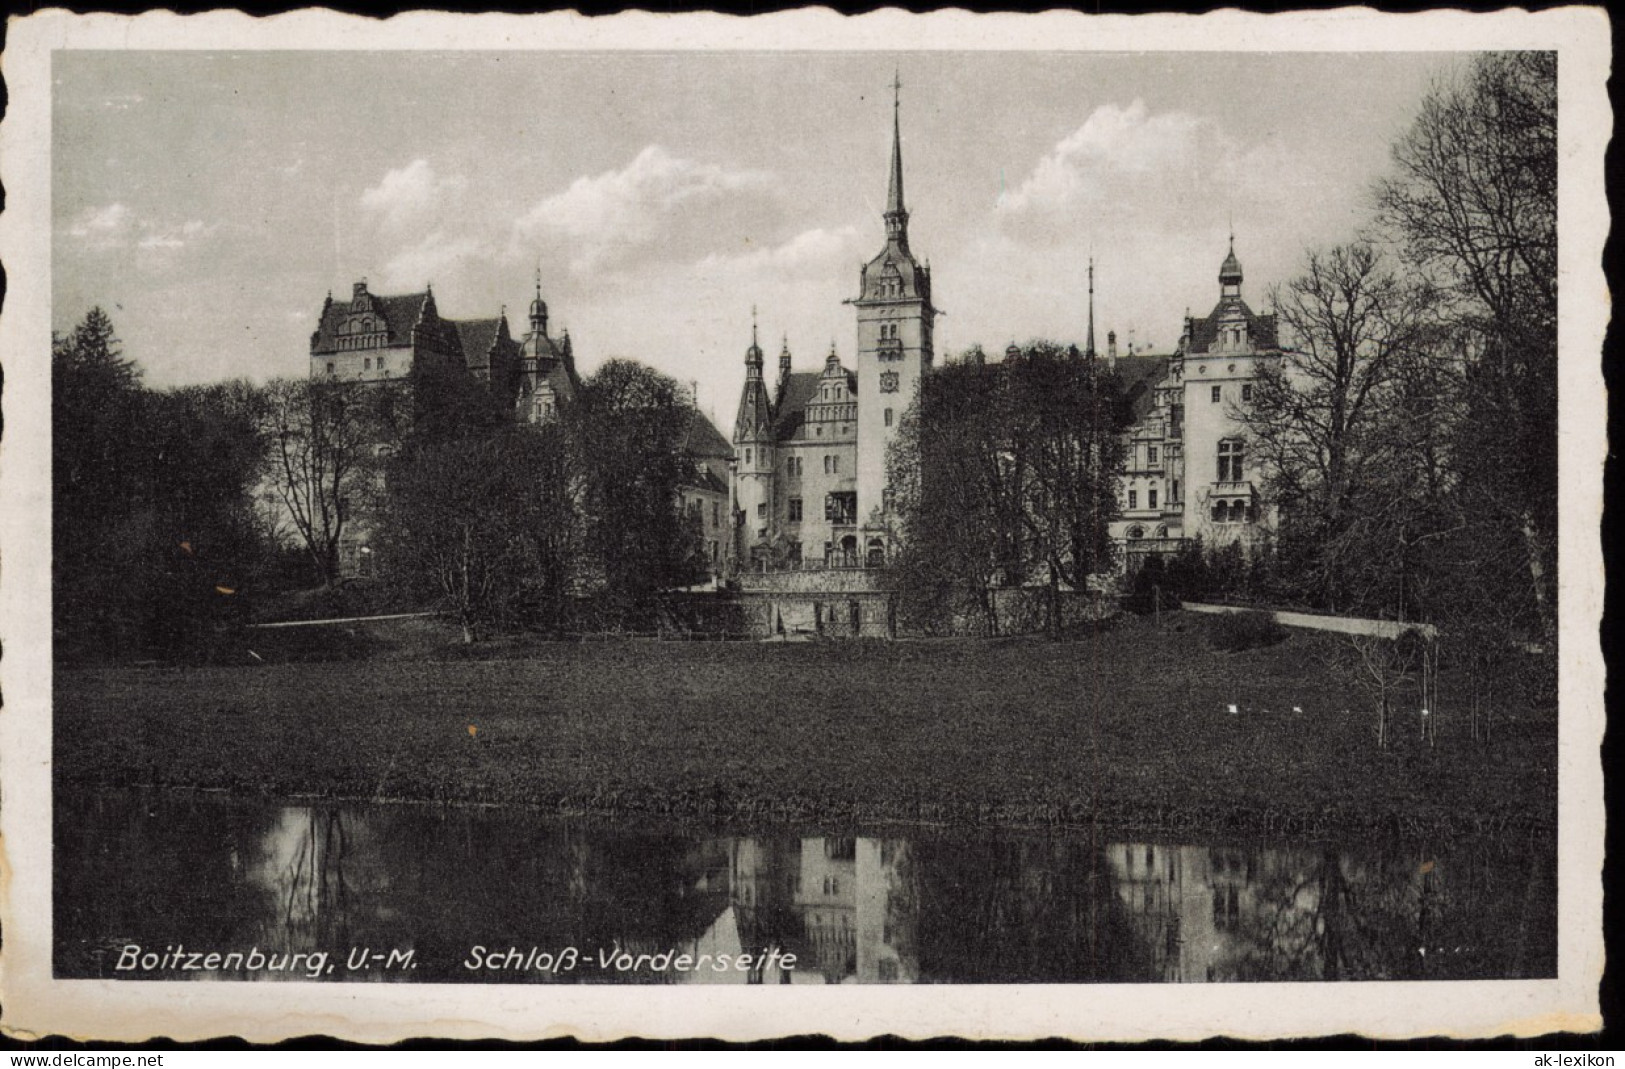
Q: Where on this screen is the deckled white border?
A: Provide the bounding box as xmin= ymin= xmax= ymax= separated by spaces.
xmin=0 ymin=7 xmax=1607 ymax=1043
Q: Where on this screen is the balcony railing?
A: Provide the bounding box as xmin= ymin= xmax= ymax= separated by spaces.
xmin=1212 ymin=480 xmax=1254 ymax=496
xmin=742 ymin=558 xmax=878 ymax=574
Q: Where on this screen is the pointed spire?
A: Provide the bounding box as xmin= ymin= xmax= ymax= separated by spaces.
xmin=1086 ymin=257 xmax=1097 ymax=359
xmin=883 ymin=70 xmax=910 ymax=247
xmin=1219 ymin=232 xmax=1244 ymax=288
xmin=887 ymin=69 xmax=905 ymax=216
xmin=745 ymin=307 xmax=764 ymax=374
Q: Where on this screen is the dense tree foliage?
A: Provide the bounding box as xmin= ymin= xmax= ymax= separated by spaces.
xmin=889 ymin=343 xmax=1128 ymax=635
xmin=566 ymin=359 xmax=708 ymax=625
xmin=53 ymin=309 xmax=268 ymax=660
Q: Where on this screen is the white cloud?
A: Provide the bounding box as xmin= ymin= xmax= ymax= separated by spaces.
xmin=360 ymin=159 xmax=466 ymax=233
xmin=692 ymin=225 xmax=860 ymax=278
xmin=375 ymin=231 xmax=484 ymax=292
xmin=512 ymin=145 xmax=775 ymax=274
xmin=67 ymin=203 xmax=132 ymax=248
xmin=996 ymin=100 xmax=1285 ymax=247
xmin=138 ymin=219 xmax=214 ymax=251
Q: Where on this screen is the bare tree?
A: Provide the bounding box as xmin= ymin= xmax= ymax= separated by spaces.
xmin=1376 ymin=51 xmax=1558 ymax=646
xmin=262 ymin=377 xmax=390 ymax=589
xmin=1240 ymin=241 xmax=1441 ymax=612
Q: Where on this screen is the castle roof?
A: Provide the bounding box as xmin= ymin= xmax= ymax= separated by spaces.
xmin=771 ymin=370 xmax=835 ymax=440
xmin=1110 ymin=353 xmax=1172 ymax=421
xmin=683 ymin=463 xmax=729 ymax=495
xmin=680 ymin=406 xmax=734 ymax=459
xmin=452 ymin=318 xmax=504 ymax=370
xmin=1186 ymin=299 xmax=1279 ymax=354
xmin=311 ymin=290 xmax=431 ymax=353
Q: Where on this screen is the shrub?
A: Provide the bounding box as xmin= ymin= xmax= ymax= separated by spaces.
xmin=1207 ymin=609 xmax=1287 ymax=652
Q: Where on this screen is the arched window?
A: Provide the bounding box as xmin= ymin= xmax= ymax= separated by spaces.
xmin=1127 ymin=526 xmax=1145 ymax=540
xmin=1154 ymin=525 xmax=1168 ymax=538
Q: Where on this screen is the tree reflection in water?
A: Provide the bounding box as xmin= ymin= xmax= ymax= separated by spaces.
xmin=55 ymin=790 xmax=1555 ymax=984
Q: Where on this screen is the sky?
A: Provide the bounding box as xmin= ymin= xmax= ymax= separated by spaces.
xmin=53 ymin=50 xmax=1459 ymax=424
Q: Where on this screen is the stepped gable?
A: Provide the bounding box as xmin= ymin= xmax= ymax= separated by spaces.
xmin=770 ymin=370 xmax=829 ymax=441
xmin=311 ymin=288 xmax=432 ymax=353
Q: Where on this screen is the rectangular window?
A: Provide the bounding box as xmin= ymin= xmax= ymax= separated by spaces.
xmin=1149 ymin=488 xmax=1158 ymax=510
xmin=363 ymin=357 xmax=372 ymax=370
xmin=824 ymin=455 xmax=832 ymax=474
xmin=825 ymin=492 xmax=856 ymax=524
xmin=713 ymin=502 xmax=720 ymax=526
xmin=1172 ymin=479 xmax=1181 ymax=503
xmin=1128 ymin=489 xmax=1138 ymax=509
xmin=746 ymin=448 xmax=752 ymax=465
xmin=1218 ymin=439 xmax=1245 ymax=482
xmin=1242 ymin=384 xmax=1253 ymax=402
xmin=756 ymin=502 xmax=766 ymax=519
xmin=1211 ymin=385 xmax=1222 ymax=403
xmin=884 ymin=408 xmax=894 ymax=428
xmin=1148 ymin=445 xmax=1159 ymax=465
xmin=326 ymin=362 xmax=335 ymax=375
xmin=377 ymin=355 xmax=386 ymax=369
xmin=788 ymin=497 xmax=803 ymax=523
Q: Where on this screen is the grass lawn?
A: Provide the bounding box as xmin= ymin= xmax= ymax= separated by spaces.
xmin=54 ymin=613 xmax=1556 ymax=838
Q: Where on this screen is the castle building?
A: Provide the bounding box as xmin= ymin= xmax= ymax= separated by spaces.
xmin=309 ymin=280 xmax=469 ymax=385
xmin=513 ymin=279 xmax=579 ymax=424
xmin=731 ymin=80 xmax=933 ymax=572
xmin=1110 ymin=239 xmax=1282 ymax=570
xmin=307 ymin=276 xmax=733 ymax=582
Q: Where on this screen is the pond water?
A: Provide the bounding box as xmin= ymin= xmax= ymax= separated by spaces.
xmin=55 ymin=789 xmax=1555 ymax=984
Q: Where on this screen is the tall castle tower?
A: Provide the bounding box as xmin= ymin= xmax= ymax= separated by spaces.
xmin=732 ymin=314 xmax=776 ymax=554
xmin=852 ymin=73 xmax=935 ymax=533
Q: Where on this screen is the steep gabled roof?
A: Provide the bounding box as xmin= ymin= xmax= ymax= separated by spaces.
xmin=680 ymin=407 xmax=733 ymax=459
xmin=770 ymin=370 xmax=827 ymax=441
xmin=1187 ymin=299 xmax=1280 ymax=355
xmin=452 ymin=318 xmax=503 ymax=370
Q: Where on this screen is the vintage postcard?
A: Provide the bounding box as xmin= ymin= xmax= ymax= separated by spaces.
xmin=0 ymin=6 xmax=1608 ymax=1043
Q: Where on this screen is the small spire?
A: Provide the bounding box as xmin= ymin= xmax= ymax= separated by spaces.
xmin=1086 ymin=256 xmax=1097 ymax=359
xmin=752 ymin=304 xmax=758 ymax=348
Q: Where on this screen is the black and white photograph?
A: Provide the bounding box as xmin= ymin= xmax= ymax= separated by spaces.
xmin=0 ymin=8 xmax=1607 ymax=1043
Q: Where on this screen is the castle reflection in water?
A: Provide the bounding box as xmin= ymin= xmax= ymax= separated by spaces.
xmin=55 ymin=791 xmax=1554 ymax=984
